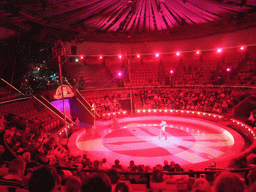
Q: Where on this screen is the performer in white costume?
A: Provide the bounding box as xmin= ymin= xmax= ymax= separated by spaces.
xmin=159 ymin=120 xmax=168 ymax=140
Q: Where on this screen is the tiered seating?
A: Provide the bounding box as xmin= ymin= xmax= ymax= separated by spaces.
xmin=128 ymin=62 xmax=159 ymax=87
xmin=0 ymin=97 xmax=62 ymax=133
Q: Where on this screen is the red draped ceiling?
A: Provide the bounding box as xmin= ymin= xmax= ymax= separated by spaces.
xmin=9 ymin=0 xmax=256 ymax=33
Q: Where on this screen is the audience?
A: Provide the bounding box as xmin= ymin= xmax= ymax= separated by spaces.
xmin=28 ymin=166 xmax=56 ymax=192
xmin=1 ymin=78 xmax=256 ymax=192
xmin=81 ymin=172 xmax=111 ymax=192
xmin=115 ymin=181 xmax=132 ymax=192
xmin=213 ymin=171 xmax=245 ymax=192
xmin=191 ymin=178 xmax=212 ymax=192
xmin=0 ymin=158 xmax=27 ymax=192
xmin=112 ymin=159 xmax=123 ymax=171
xmin=64 ymin=176 xmax=82 ymax=192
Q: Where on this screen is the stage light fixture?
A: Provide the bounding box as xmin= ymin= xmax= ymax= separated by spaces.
xmin=226 ymin=68 xmax=231 ymax=72
xmin=216 ymin=48 xmax=223 ymax=53
xmin=176 ymin=52 xmax=180 ymax=56
xmin=80 ymin=56 xmax=84 ymax=59
xmin=75 ymin=58 xmax=79 ymax=62
xmin=119 ymin=54 xmax=122 ymax=59
xmin=170 ymin=70 xmax=174 ymax=74
xmin=137 ymin=54 xmax=140 ymax=58
xmin=155 ymin=53 xmax=160 ymax=58
xmin=240 ymin=46 xmax=245 ymax=50
xmin=99 ymin=55 xmax=103 ymax=59
xmin=118 ymin=72 xmax=122 ymax=77
xmin=196 ymin=50 xmax=200 ymax=55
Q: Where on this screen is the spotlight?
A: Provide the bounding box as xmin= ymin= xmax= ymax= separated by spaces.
xmin=176 ymin=52 xmax=180 ymax=56
xmin=170 ymin=70 xmax=174 ymax=74
xmin=155 ymin=53 xmax=160 ymax=58
xmin=80 ymin=56 xmax=84 ymax=59
xmin=119 ymin=54 xmax=122 ymax=59
xmin=216 ymin=48 xmax=223 ymax=53
xmin=99 ymin=55 xmax=103 ymax=59
xmin=117 ymin=72 xmax=122 ymax=77
xmin=137 ymin=54 xmax=140 ymax=58
xmin=240 ymin=46 xmax=245 ymax=50
xmin=226 ymin=68 xmax=231 ymax=72
xmin=75 ymin=58 xmax=79 ymax=62
xmin=196 ymin=50 xmax=200 ymax=55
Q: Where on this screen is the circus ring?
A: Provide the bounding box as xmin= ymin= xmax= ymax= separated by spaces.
xmin=67 ymin=109 xmax=256 ymax=171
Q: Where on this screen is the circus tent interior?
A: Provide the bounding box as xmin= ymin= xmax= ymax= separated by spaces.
xmin=1 ymin=1 xmax=256 ymax=192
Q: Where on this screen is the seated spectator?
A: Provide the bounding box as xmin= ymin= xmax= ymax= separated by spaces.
xmin=64 ymin=176 xmax=82 ymax=192
xmin=163 ymin=160 xmax=171 ymax=171
xmin=59 ymin=169 xmax=73 ymax=186
xmin=99 ymin=158 xmax=109 ymax=171
xmin=0 ymin=144 xmax=6 ymax=162
xmin=92 ymin=160 xmax=100 ymax=171
xmin=186 ymin=177 xmax=196 ymax=192
xmin=28 ymin=166 xmax=57 ymax=192
xmin=115 ymin=181 xmax=132 ymax=192
xmin=81 ymin=172 xmax=111 ymax=192
xmin=0 ymin=158 xmax=8 ymax=178
xmin=112 ymin=159 xmax=123 ymax=171
xmin=152 ymin=169 xmax=164 ymax=183
xmin=127 ymin=160 xmax=135 ymax=171
xmin=247 ymin=168 xmax=256 ymax=192
xmin=80 ymin=154 xmax=87 ymax=168
xmin=191 ymin=178 xmax=212 ymax=192
xmin=213 ymin=171 xmax=245 ymax=192
xmin=73 ymin=171 xmax=86 ymax=184
xmin=246 ymin=152 xmax=256 ymax=167
xmin=0 ymin=158 xmax=27 ymax=192
xmin=0 ymin=115 xmax=5 ymax=132
xmin=106 ymin=168 xmax=120 ymax=189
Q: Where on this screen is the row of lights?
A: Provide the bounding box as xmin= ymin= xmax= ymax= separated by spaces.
xmin=231 ymin=119 xmax=256 ymax=139
xmin=58 ymin=124 xmax=72 ymax=136
xmin=102 ymin=111 xmax=127 ymax=117
xmin=73 ymin=46 xmax=246 ymax=62
xmin=136 ymin=109 xmax=223 ymax=119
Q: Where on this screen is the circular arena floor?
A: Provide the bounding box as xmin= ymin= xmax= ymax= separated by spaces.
xmin=68 ymin=115 xmax=245 ymax=170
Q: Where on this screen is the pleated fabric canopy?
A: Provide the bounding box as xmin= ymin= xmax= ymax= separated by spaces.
xmin=1 ymin=0 xmax=256 ymax=42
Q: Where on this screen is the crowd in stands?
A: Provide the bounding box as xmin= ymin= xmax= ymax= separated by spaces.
xmin=135 ymin=87 xmax=250 ymax=116
xmin=88 ymin=95 xmax=123 ymax=117
xmin=0 ymin=150 xmax=256 ymax=192
xmin=1 ymin=110 xmax=256 ymax=191
xmin=1 ymin=78 xmax=256 ymax=191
